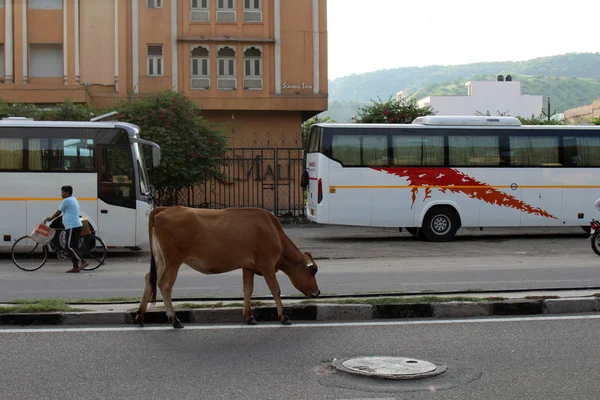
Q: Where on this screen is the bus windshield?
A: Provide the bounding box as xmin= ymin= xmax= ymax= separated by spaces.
xmin=133 ymin=142 xmax=151 ymax=196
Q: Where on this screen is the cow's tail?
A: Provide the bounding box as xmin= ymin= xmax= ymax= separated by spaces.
xmin=148 ymin=207 xmax=169 ymax=304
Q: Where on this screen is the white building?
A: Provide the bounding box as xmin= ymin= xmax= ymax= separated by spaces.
xmin=404 ymin=75 xmax=543 ymax=118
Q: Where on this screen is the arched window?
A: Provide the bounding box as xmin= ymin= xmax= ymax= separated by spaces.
xmin=217 ymin=46 xmax=237 ymax=90
xmin=191 ymin=46 xmax=210 ymax=90
xmin=243 ymin=47 xmax=263 ymax=90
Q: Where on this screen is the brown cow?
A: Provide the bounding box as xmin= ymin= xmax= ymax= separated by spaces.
xmin=135 ymin=206 xmax=320 ymax=328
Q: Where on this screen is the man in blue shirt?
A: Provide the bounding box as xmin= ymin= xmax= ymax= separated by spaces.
xmin=45 ymin=185 xmax=89 ymax=273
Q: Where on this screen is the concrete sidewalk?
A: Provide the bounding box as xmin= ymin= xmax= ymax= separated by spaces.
xmin=1 ymin=289 xmax=599 ymax=327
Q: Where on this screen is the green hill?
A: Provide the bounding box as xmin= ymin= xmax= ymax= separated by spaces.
xmin=322 ymin=52 xmax=600 ymax=122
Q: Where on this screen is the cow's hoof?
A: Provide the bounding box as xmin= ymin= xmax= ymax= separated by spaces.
xmin=173 ymin=320 xmax=184 ymax=329
xmin=246 ymin=317 xmax=257 ymax=325
xmin=134 ymin=315 xmax=144 ymax=327
xmin=281 ymin=316 xmax=292 ymax=326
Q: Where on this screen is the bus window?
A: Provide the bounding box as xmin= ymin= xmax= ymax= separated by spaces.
xmin=0 ymin=138 xmax=24 ymax=170
xmin=27 ymin=138 xmax=95 ymax=171
xmin=332 ymin=135 xmax=360 ymax=165
xmin=510 ymin=136 xmax=560 ymax=166
xmin=564 ymin=136 xmax=600 ymax=167
xmin=392 ymin=135 xmax=444 ymax=166
xmin=449 ymin=136 xmax=500 ymax=166
xmin=362 ymin=136 xmax=387 ymax=165
xmin=50 ymin=138 xmax=95 ymax=171
xmin=28 ymin=139 xmax=45 ymax=170
xmin=307 ymin=127 xmax=321 ymax=153
xmin=331 ymin=135 xmax=387 ymax=166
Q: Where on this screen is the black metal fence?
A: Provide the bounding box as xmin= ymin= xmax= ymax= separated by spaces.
xmin=177 ymin=146 xmax=306 ymax=217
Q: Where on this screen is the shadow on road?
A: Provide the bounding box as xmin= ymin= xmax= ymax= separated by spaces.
xmin=318 ymin=232 xmax=587 ymax=244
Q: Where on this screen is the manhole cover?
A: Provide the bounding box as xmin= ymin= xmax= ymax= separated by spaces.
xmin=332 ymin=357 xmax=447 ymax=380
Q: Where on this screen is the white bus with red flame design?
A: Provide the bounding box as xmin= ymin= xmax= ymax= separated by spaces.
xmin=301 ymin=116 xmax=600 ymax=241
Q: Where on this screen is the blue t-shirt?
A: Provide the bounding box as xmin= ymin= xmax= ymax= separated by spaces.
xmin=59 ymin=196 xmax=83 ymax=229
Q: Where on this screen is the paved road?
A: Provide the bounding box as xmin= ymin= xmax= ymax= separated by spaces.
xmin=2 ymin=315 xmax=599 ymax=399
xmin=0 ymin=225 xmax=597 ymax=301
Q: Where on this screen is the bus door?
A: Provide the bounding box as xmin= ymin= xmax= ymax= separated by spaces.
xmin=513 ymin=136 xmax=563 ymax=226
xmin=96 ymin=144 xmax=136 ymax=247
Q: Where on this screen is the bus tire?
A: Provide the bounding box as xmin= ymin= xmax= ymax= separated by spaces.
xmin=421 ymin=206 xmax=460 ymax=242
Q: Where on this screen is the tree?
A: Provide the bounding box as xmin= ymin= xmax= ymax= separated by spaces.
xmin=39 ymin=100 xmax=102 ymax=121
xmin=353 ymin=96 xmax=434 ymax=124
xmin=0 ymin=93 xmax=229 ymax=205
xmin=591 ymin=116 xmax=600 ymax=125
xmin=517 ymin=112 xmax=565 ymax=125
xmin=0 ymin=99 xmax=41 ymax=119
xmin=475 ymin=110 xmax=511 ymax=116
xmin=113 ymin=90 xmax=229 ymax=205
xmin=301 ymin=115 xmax=335 ymax=147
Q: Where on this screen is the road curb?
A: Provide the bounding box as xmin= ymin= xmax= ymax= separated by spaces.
xmin=1 ymin=298 xmax=600 ymax=327
xmin=543 ymin=297 xmax=600 ymax=314
xmin=316 ymin=304 xmax=372 ymax=321
xmin=432 ymin=301 xmax=490 ymax=318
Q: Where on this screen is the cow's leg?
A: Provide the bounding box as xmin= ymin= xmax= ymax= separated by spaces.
xmin=135 ymin=272 xmax=152 ymax=326
xmin=242 ymin=269 xmax=256 ymax=325
xmin=262 ymin=271 xmax=291 ymax=325
xmin=158 ymin=263 xmax=184 ymax=329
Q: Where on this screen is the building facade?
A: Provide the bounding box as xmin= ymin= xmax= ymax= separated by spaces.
xmin=408 ymin=76 xmax=542 ymax=118
xmin=0 ymin=0 xmax=328 ymax=146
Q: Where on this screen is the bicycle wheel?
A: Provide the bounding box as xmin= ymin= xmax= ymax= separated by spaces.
xmin=11 ymin=236 xmax=49 ymax=272
xmin=78 ymin=235 xmax=107 ymax=271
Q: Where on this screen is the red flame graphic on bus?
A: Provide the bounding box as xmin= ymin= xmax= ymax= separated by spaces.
xmin=373 ymin=167 xmax=557 ymax=219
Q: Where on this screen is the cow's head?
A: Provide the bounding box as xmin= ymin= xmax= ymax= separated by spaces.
xmin=285 ymin=252 xmax=320 ymax=298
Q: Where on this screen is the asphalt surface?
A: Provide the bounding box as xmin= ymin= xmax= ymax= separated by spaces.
xmin=2 ymin=254 xmax=600 ymax=302
xmin=2 ymin=315 xmax=599 ymax=399
xmin=0 ymin=225 xmax=597 ymax=301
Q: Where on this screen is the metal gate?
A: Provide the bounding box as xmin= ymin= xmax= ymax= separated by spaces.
xmin=177 ymin=147 xmax=305 ymax=217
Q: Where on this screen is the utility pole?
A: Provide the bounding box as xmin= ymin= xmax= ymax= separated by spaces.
xmin=547 ymin=97 xmax=551 ymax=122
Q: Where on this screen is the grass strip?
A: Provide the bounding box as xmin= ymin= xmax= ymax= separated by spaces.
xmin=68 ymin=297 xmax=139 ymax=303
xmin=1 ymin=299 xmax=88 ymax=314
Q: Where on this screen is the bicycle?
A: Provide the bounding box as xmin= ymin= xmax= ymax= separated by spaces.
xmin=11 ymin=221 xmax=107 ymax=272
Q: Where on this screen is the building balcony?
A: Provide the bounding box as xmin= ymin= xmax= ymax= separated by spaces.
xmin=0 ymin=82 xmax=87 ymax=104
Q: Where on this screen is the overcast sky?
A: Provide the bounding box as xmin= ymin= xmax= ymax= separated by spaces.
xmin=327 ymin=0 xmax=599 ymax=80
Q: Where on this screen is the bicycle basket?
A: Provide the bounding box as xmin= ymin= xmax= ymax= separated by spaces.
xmin=30 ymin=223 xmax=56 ymax=245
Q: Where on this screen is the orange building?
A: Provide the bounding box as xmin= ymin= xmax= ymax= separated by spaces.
xmin=0 ymin=0 xmax=328 ymax=146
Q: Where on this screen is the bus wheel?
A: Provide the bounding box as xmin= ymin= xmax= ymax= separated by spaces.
xmin=421 ymin=206 xmax=460 ymax=242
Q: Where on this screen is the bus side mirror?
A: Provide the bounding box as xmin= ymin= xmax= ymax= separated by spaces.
xmin=152 ymin=147 xmax=161 ymax=167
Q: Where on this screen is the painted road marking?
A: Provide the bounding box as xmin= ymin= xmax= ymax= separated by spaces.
xmin=2 ymin=314 xmax=600 ymax=334
xmin=337 ymin=398 xmax=397 ymax=400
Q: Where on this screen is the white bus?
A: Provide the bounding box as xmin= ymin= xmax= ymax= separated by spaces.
xmin=302 ymin=116 xmax=600 ymax=241
xmin=0 ymin=114 xmax=161 ymax=250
